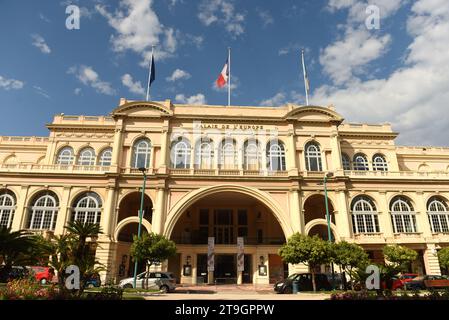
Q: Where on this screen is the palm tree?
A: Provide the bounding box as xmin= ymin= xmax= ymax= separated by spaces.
xmin=0 ymin=227 xmax=34 ymax=279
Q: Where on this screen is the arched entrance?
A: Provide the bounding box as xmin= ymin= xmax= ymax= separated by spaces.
xmin=114 ymin=192 xmax=153 ymax=280
xmin=167 ymin=188 xmax=288 ymax=286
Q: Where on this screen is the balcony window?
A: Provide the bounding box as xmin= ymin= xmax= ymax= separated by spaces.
xmin=341 ymin=153 xmax=351 ymax=170
xmin=28 ymin=191 xmax=59 ymax=231
xmin=351 ymin=196 xmax=380 ymax=233
xmin=427 ymin=196 xmax=449 ymax=233
xmin=0 ymin=190 xmax=16 ymax=228
xmin=99 ymin=148 xmax=112 ymax=166
xmin=132 ymin=138 xmax=151 ymax=169
xmin=56 ymin=146 xmax=74 ymax=165
xmin=78 ymin=147 xmax=96 ymax=166
xmin=267 ymin=141 xmax=286 ymax=171
xmin=373 ymin=154 xmax=388 ymax=171
xmin=305 ymin=142 xmax=322 ymax=171
xmin=195 ymin=139 xmax=214 ymax=169
xmin=171 ymin=138 xmax=191 ymax=169
xmin=353 ymin=153 xmax=369 ymax=171
xmin=243 ymin=140 xmax=261 ymax=171
xmin=390 ymin=196 xmax=417 ymax=233
xmin=71 ymin=192 xmax=102 ymax=225
xmin=219 ymin=139 xmax=237 ymax=169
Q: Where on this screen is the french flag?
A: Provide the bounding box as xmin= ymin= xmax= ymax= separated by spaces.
xmin=216 ymin=59 xmax=229 ymax=88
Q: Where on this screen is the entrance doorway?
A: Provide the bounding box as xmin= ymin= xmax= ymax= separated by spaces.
xmin=214 ymin=254 xmax=237 ymax=284
xmin=243 ymin=254 xmax=252 ymax=284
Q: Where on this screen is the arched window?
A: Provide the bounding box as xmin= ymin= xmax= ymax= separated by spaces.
xmin=72 ymin=192 xmax=102 ymax=225
xmin=171 ymin=138 xmax=191 ymax=169
xmin=77 ymin=147 xmax=96 ymax=166
xmin=353 ymin=153 xmax=369 ymax=171
xmin=427 ymin=196 xmax=449 ymax=233
xmin=28 ymin=191 xmax=59 ymax=231
xmin=0 ymin=190 xmax=16 ymax=228
xmin=390 ymin=196 xmax=417 ymax=233
xmin=305 ymin=142 xmax=322 ymax=171
xmin=98 ymin=148 xmax=112 ymax=166
xmin=243 ymin=140 xmax=261 ymax=170
xmin=341 ymin=153 xmax=351 ymax=170
xmin=132 ymin=138 xmax=151 ymax=168
xmin=219 ymin=139 xmax=237 ymax=169
xmin=372 ymin=154 xmax=388 ymax=171
xmin=267 ymin=141 xmax=286 ymax=171
xmin=56 ymin=146 xmax=74 ymax=165
xmin=351 ymin=196 xmax=380 ymax=234
xmin=195 ymin=138 xmax=214 ymax=169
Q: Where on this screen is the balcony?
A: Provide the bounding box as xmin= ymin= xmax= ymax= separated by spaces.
xmin=168 ymin=168 xmax=288 ymax=177
xmin=0 ymin=163 xmax=111 ymax=174
xmin=430 ymin=232 xmax=449 ymax=243
xmin=353 ymin=232 xmax=385 ymax=244
xmin=391 ymin=232 xmax=424 ymax=243
xmin=343 ymin=170 xmax=449 ymax=179
xmin=171 ymin=236 xmax=285 ymax=245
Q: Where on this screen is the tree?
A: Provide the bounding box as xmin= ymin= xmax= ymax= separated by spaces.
xmin=331 ymin=241 xmax=370 ymax=290
xmin=437 ymin=247 xmax=449 ymax=273
xmin=0 ymin=227 xmax=35 ymax=280
xmin=130 ymin=232 xmax=177 ymax=289
xmin=382 ymin=245 xmax=418 ymax=290
xmin=279 ymin=233 xmax=332 ymax=292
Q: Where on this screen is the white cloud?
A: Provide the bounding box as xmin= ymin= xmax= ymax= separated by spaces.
xmin=321 ymin=1 xmax=406 ymax=85
xmin=0 ymin=75 xmax=24 ymax=90
xmin=74 ymin=88 xmax=82 ymax=95
xmin=257 ymin=9 xmax=274 ymax=27
xmin=39 ymin=13 xmax=51 ymax=23
xmin=33 ymin=86 xmax=50 ymax=99
xmin=175 ymin=93 xmax=207 ymax=105
xmin=259 ymin=90 xmax=305 ymax=106
xmin=121 ymin=74 xmax=145 ymax=95
xmin=313 ymin=0 xmax=449 ymax=145
xmin=68 ymin=65 xmax=115 ymax=95
xmin=31 ymin=34 xmax=51 ymax=54
xmin=96 ymin=0 xmax=177 ymax=62
xmin=166 ymin=69 xmax=191 ymax=82
xmin=198 ymin=0 xmax=245 ymax=38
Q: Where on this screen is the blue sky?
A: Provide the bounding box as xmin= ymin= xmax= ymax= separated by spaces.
xmin=1 ymin=0 xmax=448 ymax=146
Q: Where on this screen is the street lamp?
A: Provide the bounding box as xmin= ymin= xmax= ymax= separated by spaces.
xmin=133 ymin=167 xmax=147 ymax=288
xmin=323 ymin=172 xmax=335 ymax=289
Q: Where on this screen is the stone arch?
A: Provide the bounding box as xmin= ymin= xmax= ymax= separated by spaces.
xmin=117 ymin=191 xmax=153 ymax=225
xmin=305 ymin=219 xmax=339 ymax=242
xmin=164 ymin=184 xmax=293 ymax=238
xmin=113 ymin=217 xmax=152 ymax=242
xmin=303 ymin=193 xmax=336 ymax=226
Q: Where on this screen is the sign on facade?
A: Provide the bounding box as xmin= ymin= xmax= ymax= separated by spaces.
xmin=237 ymin=237 xmax=244 ymax=272
xmin=207 ymin=237 xmax=214 ymax=272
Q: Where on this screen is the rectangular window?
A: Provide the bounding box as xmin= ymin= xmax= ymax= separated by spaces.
xmin=199 ymin=209 xmax=209 ymax=225
xmin=238 ymin=210 xmax=247 ymax=225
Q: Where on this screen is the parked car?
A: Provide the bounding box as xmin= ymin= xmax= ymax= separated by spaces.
xmin=27 ymin=266 xmax=55 ymax=285
xmin=381 ymin=273 xmax=419 ymax=290
xmin=84 ymin=273 xmax=101 ymax=288
xmin=0 ymin=266 xmax=29 ymax=283
xmin=406 ymin=275 xmax=449 ymax=290
xmin=274 ymin=273 xmax=332 ymax=293
xmin=118 ymin=271 xmax=176 ymax=292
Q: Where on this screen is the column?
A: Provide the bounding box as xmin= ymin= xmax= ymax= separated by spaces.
xmin=152 ymin=187 xmax=166 ymax=235
xmin=335 ymin=190 xmax=351 ymax=240
xmin=330 ymin=132 xmax=343 ymax=172
xmin=289 ymin=189 xmax=301 ymax=233
xmin=192 ymin=253 xmax=198 ymax=285
xmin=100 ymin=186 xmax=116 ymax=238
xmin=111 ymin=119 xmax=124 ymax=170
xmin=159 ymin=124 xmax=169 ymax=174
xmin=423 ymin=243 xmax=441 ymax=275
xmin=11 ymin=185 xmax=30 ymax=231
xmin=415 ymin=192 xmax=432 ymax=237
xmin=377 ymin=192 xmax=394 ymax=238
xmin=287 ymin=128 xmax=297 ymax=174
xmin=54 ymin=187 xmax=71 ymax=235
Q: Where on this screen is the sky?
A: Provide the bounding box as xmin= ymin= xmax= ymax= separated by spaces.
xmin=0 ymin=0 xmax=448 ymax=146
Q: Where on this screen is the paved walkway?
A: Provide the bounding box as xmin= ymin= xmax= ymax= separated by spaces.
xmin=141 ymin=284 xmax=330 ymax=300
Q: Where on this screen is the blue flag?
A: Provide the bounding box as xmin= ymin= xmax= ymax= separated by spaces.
xmin=149 ymin=54 xmax=155 ymax=86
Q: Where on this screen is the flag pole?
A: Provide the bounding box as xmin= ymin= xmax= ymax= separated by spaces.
xmin=228 ymin=47 xmax=231 ymax=107
xmin=146 ymin=45 xmax=155 ymax=101
xmin=301 ymin=49 xmax=309 ymax=106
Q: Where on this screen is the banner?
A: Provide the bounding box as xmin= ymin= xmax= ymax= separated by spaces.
xmin=207 ymin=237 xmax=214 ymax=272
xmin=237 ymin=237 xmax=244 ymax=272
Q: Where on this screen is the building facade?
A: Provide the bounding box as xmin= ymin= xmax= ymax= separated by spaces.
xmin=1 ymin=99 xmax=449 ymax=285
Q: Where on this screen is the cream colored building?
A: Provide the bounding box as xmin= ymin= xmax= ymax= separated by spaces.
xmin=1 ymin=99 xmax=449 ymax=285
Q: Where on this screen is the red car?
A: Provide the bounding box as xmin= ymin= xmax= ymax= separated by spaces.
xmin=382 ymin=273 xmax=419 ymax=290
xmin=28 ymin=266 xmax=55 ymax=285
